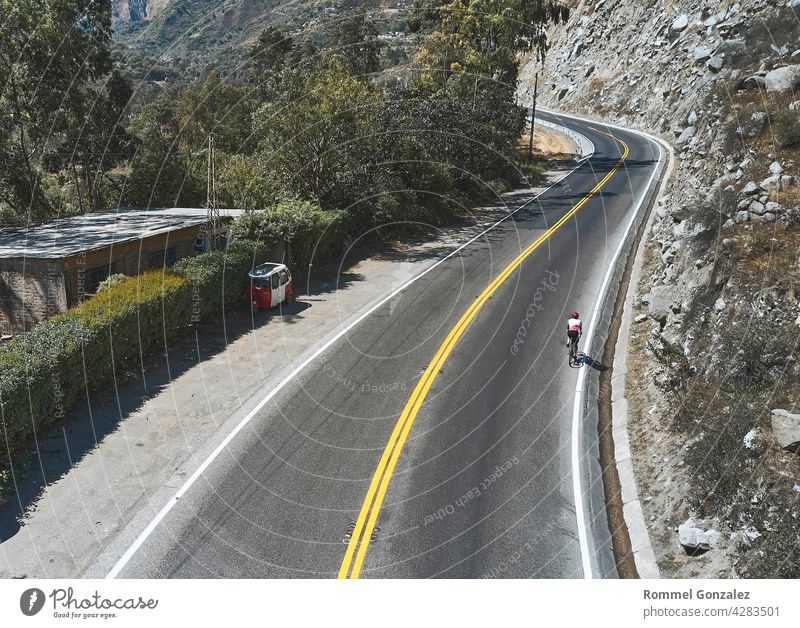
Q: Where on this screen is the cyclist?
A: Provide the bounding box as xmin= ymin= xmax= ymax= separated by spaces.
xmin=566 ymin=311 xmax=582 ymax=358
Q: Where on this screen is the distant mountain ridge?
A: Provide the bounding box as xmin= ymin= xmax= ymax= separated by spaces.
xmin=111 ymin=0 xmax=413 ymax=80
xmin=112 ymin=0 xmax=171 ymax=22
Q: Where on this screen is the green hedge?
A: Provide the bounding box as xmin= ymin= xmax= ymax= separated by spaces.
xmin=174 ymin=239 xmax=267 ymax=320
xmin=0 ymin=239 xmax=268 ymax=453
xmin=227 ymin=202 xmax=351 ymax=269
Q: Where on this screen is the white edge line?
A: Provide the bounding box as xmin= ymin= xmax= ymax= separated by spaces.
xmin=555 ymin=109 xmax=674 ymax=580
xmin=105 ymin=125 xmax=586 ymax=579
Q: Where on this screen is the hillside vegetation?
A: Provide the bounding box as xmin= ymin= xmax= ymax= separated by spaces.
xmin=111 ymin=0 xmax=415 ymax=80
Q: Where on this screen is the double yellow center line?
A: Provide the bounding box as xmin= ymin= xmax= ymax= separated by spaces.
xmin=338 ymin=130 xmax=629 ymax=579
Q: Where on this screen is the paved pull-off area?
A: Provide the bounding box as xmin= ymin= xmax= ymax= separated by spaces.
xmin=1 ymin=113 xmax=663 ymax=579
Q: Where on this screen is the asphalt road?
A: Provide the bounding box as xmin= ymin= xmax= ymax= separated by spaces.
xmin=108 ymin=112 xmax=663 ymax=579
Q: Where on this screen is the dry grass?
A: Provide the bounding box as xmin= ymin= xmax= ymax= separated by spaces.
xmin=517 ymin=125 xmax=578 ymax=160
xmin=728 ymin=222 xmax=800 ymax=285
xmin=774 ymin=185 xmax=800 ymax=208
xmin=719 ymin=87 xmax=800 ymax=163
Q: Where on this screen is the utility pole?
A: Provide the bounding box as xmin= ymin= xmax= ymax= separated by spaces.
xmin=206 ymin=133 xmax=219 ymax=249
xmin=528 ymin=71 xmax=539 ymax=159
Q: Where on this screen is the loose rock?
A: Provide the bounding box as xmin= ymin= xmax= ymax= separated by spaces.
xmin=707 ymin=56 xmax=725 ymax=72
xmin=678 ymin=519 xmax=720 ymax=553
xmin=770 ymin=409 xmax=800 ymax=453
xmin=741 ymin=181 xmax=760 ymax=195
xmin=764 ymin=64 xmax=800 ymax=92
xmin=671 ymin=14 xmax=689 ymax=33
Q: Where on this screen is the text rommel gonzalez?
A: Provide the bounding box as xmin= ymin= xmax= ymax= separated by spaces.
xmin=644 ymin=589 xmax=751 ymax=600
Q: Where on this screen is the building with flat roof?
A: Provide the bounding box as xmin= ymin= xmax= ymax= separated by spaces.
xmin=0 ymin=208 xmax=244 ymax=334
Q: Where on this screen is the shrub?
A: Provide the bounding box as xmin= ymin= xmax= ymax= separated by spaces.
xmin=174 ymin=238 xmax=269 ymax=320
xmin=96 ymin=273 xmax=128 ymax=292
xmin=70 ymin=271 xmax=192 ymax=380
xmin=294 ymin=208 xmax=350 ymax=268
xmin=0 ymin=315 xmax=90 ymax=449
xmin=227 ymin=201 xmax=348 ymax=268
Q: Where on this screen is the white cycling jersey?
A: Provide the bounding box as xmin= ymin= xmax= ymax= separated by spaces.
xmin=567 ymin=318 xmax=582 ymax=332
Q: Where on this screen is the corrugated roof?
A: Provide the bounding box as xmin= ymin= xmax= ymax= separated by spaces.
xmin=0 ymin=208 xmax=245 ymax=259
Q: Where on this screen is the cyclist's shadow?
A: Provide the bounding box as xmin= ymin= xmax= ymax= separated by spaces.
xmin=569 ymin=353 xmax=609 ymax=371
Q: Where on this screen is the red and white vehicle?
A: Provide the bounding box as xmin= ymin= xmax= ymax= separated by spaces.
xmin=246 ymin=262 xmax=295 ymax=310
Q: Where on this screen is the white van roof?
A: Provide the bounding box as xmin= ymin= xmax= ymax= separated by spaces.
xmin=248 ymin=262 xmax=286 ymax=277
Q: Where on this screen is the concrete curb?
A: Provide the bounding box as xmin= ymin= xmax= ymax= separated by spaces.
xmin=609 ymin=138 xmax=674 ymax=579
xmin=611 ymin=279 xmax=659 ymax=578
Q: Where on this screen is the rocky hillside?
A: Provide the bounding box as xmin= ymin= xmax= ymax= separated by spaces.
xmin=519 ymin=0 xmax=800 ymax=578
xmin=112 ymin=0 xmax=413 ymax=80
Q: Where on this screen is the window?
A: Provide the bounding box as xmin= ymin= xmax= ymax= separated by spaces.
xmin=85 ymin=266 xmax=110 ymax=294
xmin=148 ymin=246 xmax=177 ymax=269
xmin=279 ymin=270 xmax=289 ymax=285
xmin=271 ymin=274 xmax=279 ymax=289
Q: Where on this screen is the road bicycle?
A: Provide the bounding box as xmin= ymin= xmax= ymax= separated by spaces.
xmin=567 ymin=335 xmax=584 ymax=367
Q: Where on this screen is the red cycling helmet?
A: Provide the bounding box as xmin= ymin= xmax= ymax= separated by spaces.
xmin=571 ymin=311 xmax=580 ymax=318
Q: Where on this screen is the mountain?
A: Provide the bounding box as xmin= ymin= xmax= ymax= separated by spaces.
xmin=111 ymin=0 xmax=413 ymax=80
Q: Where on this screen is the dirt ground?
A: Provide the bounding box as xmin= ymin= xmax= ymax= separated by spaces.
xmin=519 ymin=124 xmax=580 ymax=160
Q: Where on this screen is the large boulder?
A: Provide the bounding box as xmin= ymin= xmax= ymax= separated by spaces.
xmin=770 ymin=409 xmax=800 ymax=453
xmin=761 ymin=174 xmax=794 ymax=192
xmin=678 ymin=519 xmax=720 ymax=554
xmin=671 ymin=14 xmax=689 ymax=34
xmin=764 ymin=65 xmax=800 ymax=93
xmin=707 ymin=55 xmax=725 ymax=72
xmin=647 ymin=284 xmax=677 ymax=323
xmin=675 ymin=125 xmax=696 ymax=148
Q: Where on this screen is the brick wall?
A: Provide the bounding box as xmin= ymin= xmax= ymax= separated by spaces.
xmin=0 ymin=260 xmax=66 ymax=334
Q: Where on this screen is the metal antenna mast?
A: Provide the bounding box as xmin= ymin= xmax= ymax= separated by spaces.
xmin=528 ymin=71 xmax=539 ymax=159
xmin=206 ymin=133 xmax=219 ymax=249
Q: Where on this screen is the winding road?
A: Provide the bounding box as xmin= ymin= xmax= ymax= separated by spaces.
xmin=102 ymin=112 xmax=665 ymax=579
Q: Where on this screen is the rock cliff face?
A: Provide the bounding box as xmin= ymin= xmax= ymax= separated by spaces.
xmin=519 ymin=0 xmax=800 ymax=577
xmin=112 ymin=0 xmax=170 ymax=23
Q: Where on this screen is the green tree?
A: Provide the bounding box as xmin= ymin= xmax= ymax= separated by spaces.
xmin=248 ymin=27 xmax=318 ymax=101
xmin=48 ymin=69 xmax=136 ymax=212
xmin=248 ymin=26 xmax=295 ymax=98
xmin=218 ymin=153 xmax=274 ymax=211
xmin=122 ymin=95 xmax=204 ymax=208
xmin=329 ymin=8 xmax=380 ymax=78
xmin=175 ymin=69 xmax=256 ymax=154
xmin=254 ymin=57 xmax=379 ymax=206
xmin=0 ymin=0 xmax=115 ymax=220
